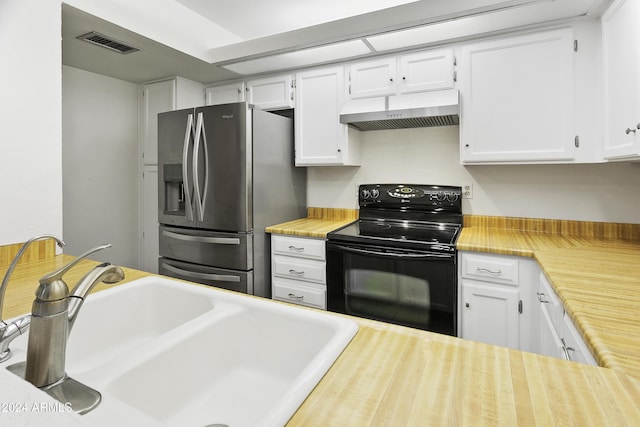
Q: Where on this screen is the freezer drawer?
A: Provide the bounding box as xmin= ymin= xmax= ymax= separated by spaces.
xmin=159 ymin=225 xmax=252 ymax=270
xmin=159 ymin=257 xmax=253 ymax=294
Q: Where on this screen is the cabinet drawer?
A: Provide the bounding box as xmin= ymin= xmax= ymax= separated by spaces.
xmin=273 ymin=255 xmax=326 ymax=284
xmin=272 ymin=235 xmax=325 ymax=261
xmin=461 ymin=253 xmax=519 ymax=285
xmin=273 ymin=280 xmax=326 ymax=309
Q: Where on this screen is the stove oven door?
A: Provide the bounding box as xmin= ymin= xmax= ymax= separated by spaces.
xmin=326 ymin=241 xmax=457 ymax=336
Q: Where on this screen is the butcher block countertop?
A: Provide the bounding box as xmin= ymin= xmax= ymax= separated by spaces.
xmin=458 ymin=215 xmax=640 ymax=384
xmin=1 ymin=254 xmax=640 ymax=425
xmin=265 ymin=207 xmax=357 ymax=238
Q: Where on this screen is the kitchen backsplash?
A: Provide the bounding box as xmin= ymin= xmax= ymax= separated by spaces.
xmin=307 ymin=126 xmax=640 ymax=224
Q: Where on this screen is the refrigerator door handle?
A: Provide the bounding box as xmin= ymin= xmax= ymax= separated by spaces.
xmin=182 ymin=113 xmax=195 ymax=221
xmin=193 ymin=111 xmax=209 ymax=222
xmin=161 ymin=230 xmax=240 ymax=245
xmin=161 ymin=263 xmax=241 ymax=283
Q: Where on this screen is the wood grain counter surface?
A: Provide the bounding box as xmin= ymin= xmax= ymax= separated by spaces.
xmin=458 ymin=215 xmax=640 ymax=384
xmin=265 ymin=207 xmax=357 ymax=238
xmin=1 ymin=250 xmax=640 ymax=425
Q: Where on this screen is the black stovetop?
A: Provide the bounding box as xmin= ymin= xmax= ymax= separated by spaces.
xmin=327 ymin=184 xmax=463 ymax=252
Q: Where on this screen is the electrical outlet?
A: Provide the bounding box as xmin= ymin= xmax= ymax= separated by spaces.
xmin=462 ymin=183 xmax=473 ymax=199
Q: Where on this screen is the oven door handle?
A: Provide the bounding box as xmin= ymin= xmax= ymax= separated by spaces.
xmin=330 ymin=244 xmax=454 ymax=260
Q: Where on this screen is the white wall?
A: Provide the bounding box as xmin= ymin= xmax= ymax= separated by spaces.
xmin=308 ymin=126 xmax=640 ymax=224
xmin=62 ymin=66 xmax=139 ymax=268
xmin=0 ymin=0 xmax=63 ymax=246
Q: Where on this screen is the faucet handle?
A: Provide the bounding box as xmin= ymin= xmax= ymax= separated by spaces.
xmin=38 ymin=244 xmax=112 ymax=291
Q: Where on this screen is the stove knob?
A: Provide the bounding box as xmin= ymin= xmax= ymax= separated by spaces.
xmin=371 ymin=189 xmax=380 ymax=199
xmin=361 ymin=189 xmax=371 ymax=199
xmin=436 ymin=191 xmax=446 ymax=201
xmin=446 ymin=193 xmax=459 ymax=202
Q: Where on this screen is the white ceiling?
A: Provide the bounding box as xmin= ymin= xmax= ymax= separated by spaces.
xmin=61 ymin=0 xmax=611 ymax=84
xmin=174 ymin=0 xmax=421 ymax=40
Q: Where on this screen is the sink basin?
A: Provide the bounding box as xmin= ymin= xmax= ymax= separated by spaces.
xmin=6 ymin=276 xmax=358 ymax=426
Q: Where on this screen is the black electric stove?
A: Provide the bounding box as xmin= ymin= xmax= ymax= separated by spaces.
xmin=328 ymin=184 xmax=463 ymax=252
xmin=326 ymin=184 xmax=463 ymax=335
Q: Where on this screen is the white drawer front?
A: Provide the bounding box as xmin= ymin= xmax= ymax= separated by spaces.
xmin=273 ymin=255 xmax=326 ymax=284
xmin=273 ymin=280 xmax=326 ymax=309
xmin=272 ymin=235 xmax=326 ymax=261
xmin=461 ymin=253 xmax=519 ymax=286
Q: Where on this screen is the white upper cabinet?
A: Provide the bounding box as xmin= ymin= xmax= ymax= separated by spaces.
xmin=397 ymin=49 xmax=455 ymax=94
xmin=246 ymin=74 xmax=295 ymax=110
xmin=348 ymin=49 xmax=455 ymax=99
xmin=459 ymin=29 xmax=576 ymax=164
xmin=205 ymin=81 xmax=245 ymax=105
xmin=141 ymin=77 xmax=203 ymax=165
xmin=602 ymin=0 xmax=640 ymax=160
xmin=348 ymin=57 xmax=397 ymax=99
xmin=294 ymin=65 xmax=360 ymax=166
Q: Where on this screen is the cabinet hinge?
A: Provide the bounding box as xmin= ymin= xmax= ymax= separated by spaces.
xmin=518 ymin=300 xmax=523 ymax=314
xmin=574 ymin=40 xmax=578 ymax=52
xmin=574 ymin=135 xmax=580 ymax=148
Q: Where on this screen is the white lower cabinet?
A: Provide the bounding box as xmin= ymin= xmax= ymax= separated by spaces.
xmin=537 ymin=272 xmax=597 ymax=365
xmin=460 ymin=252 xmax=597 ymax=365
xmin=459 ymin=252 xmax=537 ymax=352
xmin=461 ymin=282 xmax=519 ymax=349
xmin=271 ymin=235 xmax=326 ymax=310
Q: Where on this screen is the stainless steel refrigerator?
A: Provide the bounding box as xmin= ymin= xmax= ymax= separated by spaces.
xmin=157 ymin=102 xmax=306 ymax=298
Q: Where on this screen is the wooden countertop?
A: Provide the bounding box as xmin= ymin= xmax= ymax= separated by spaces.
xmin=1 ymin=255 xmax=150 ymax=320
xmin=265 ymin=207 xmax=357 ymax=238
xmin=2 ymin=253 xmax=640 ymax=424
xmin=458 ymin=215 xmax=640 ymax=383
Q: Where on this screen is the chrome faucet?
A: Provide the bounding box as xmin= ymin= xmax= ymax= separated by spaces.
xmin=0 ymin=235 xmax=65 ymax=362
xmin=24 ymin=243 xmax=124 ymax=391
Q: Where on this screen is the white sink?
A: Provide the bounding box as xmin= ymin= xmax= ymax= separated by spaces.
xmin=6 ymin=277 xmax=358 ymax=427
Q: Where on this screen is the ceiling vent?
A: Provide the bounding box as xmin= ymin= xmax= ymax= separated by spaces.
xmin=77 ymin=31 xmax=139 ymax=54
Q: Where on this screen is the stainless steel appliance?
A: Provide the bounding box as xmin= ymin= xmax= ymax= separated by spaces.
xmin=326 ymin=184 xmax=462 ymax=335
xmin=157 ymin=103 xmax=306 ymax=297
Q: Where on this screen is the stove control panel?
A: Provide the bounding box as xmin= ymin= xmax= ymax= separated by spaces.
xmin=359 ymin=184 xmax=462 ymax=208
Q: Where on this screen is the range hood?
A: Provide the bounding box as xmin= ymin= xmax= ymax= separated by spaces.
xmin=340 ymin=89 xmax=459 ymax=131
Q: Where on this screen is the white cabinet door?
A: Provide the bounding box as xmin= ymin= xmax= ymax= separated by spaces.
xmin=561 ymin=313 xmax=597 ymax=366
xmin=538 ymin=301 xmax=564 ymax=359
xmin=246 ymin=74 xmax=294 ymax=110
xmin=348 ymin=57 xmax=397 ymax=99
xmin=459 ymin=29 xmax=576 ymax=163
xmin=398 ymin=49 xmax=454 ymax=94
xmin=142 ymin=80 xmax=175 ymax=165
xmin=602 ymin=0 xmax=640 ymax=159
xmin=461 ymin=282 xmax=519 ymax=349
xmin=295 ymin=65 xmax=360 ymax=166
xmin=205 ymin=82 xmax=245 ymax=105
xmin=141 ymin=165 xmax=158 ymax=273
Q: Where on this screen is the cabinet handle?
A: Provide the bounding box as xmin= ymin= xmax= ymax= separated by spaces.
xmin=625 ymin=128 xmax=636 ymax=134
xmin=560 ymin=338 xmax=575 ymax=362
xmin=288 ymin=245 xmax=305 ymax=252
xmin=287 ymin=293 xmax=304 ymax=301
xmin=465 ymin=302 xmax=470 ymax=308
xmin=288 ymin=269 xmax=305 ymax=276
xmin=537 ymin=292 xmax=550 ymax=303
xmin=476 ymin=267 xmax=502 ymax=275
xmin=389 ymin=77 xmax=394 ymax=82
